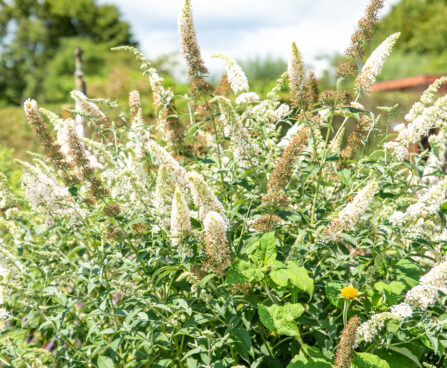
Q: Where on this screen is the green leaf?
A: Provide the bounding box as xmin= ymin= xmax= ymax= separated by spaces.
xmin=337 ymin=169 xmax=352 ymax=187
xmin=374 ymin=281 xmax=405 ymax=295
xmin=374 ymin=281 xmax=406 ymax=304
xmin=351 ymin=352 xmax=390 ymax=368
xmin=97 ymin=356 xmax=114 ymax=368
xmin=395 ymin=259 xmax=421 ymax=288
xmin=258 ymin=303 xmax=304 ymax=336
xmin=375 ymin=348 xmax=421 ymax=368
xmin=287 ymin=350 xmax=332 ymax=368
xmin=225 ymin=259 xmax=264 ymax=284
xmin=270 ymin=261 xmax=313 ymax=297
xmin=231 ymin=327 xmax=253 ymax=361
xmin=325 ymin=281 xmax=345 ymax=308
xmin=249 ymin=232 xmax=277 ymax=266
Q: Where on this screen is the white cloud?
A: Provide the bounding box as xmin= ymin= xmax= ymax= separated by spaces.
xmin=99 ymin=0 xmax=400 ymax=75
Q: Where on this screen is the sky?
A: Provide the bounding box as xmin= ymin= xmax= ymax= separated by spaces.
xmin=99 ymin=0 xmax=400 ymax=76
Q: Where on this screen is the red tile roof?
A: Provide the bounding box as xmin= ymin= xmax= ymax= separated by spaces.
xmin=371 ymin=74 xmax=446 ymax=92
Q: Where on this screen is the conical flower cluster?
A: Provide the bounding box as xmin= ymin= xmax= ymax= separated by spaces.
xmin=155 ymin=165 xmax=175 ymax=229
xmin=178 ymin=0 xmax=211 ymax=93
xmin=288 ymin=42 xmax=309 ymax=109
xmin=129 ymin=90 xmax=142 ymax=120
xmin=405 ymin=259 xmax=447 ymax=310
xmin=146 ymin=138 xmax=189 ymax=190
xmin=334 ymin=316 xmax=361 ymax=368
xmin=337 ymin=0 xmax=384 ymax=77
xmin=354 ymin=33 xmax=400 ymax=94
xmin=171 ymin=187 xmax=191 ymax=248
xmin=210 ymin=96 xmax=260 ymax=168
xmin=386 ymin=85 xmax=447 ymax=160
xmin=71 ymin=90 xmax=110 ymax=128
xmin=213 ymin=53 xmax=249 ymax=95
xmin=19 ymin=161 xmax=81 ymax=222
xmin=24 ymin=99 xmax=77 ymax=186
xmin=323 ymin=181 xmax=378 ymax=241
xmin=187 ymin=172 xmax=227 ymax=227
xmin=203 ymin=211 xmax=231 ymax=274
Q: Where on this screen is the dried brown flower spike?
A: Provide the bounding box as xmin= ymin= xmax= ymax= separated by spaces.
xmin=333 ymin=315 xmax=361 ymax=368
xmin=67 ymin=125 xmax=111 ymax=200
xmin=24 ymin=99 xmax=78 ymax=186
xmin=336 ymin=0 xmax=384 ymax=77
xmin=178 ymin=0 xmax=213 ymax=95
xmin=262 ymin=127 xmax=311 ymax=206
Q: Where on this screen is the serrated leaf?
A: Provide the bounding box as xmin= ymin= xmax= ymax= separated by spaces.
xmin=270 ymin=261 xmax=313 ymax=297
xmin=249 ymin=232 xmax=277 ymax=266
xmin=226 ymin=259 xmax=264 ymax=284
xmin=258 ymin=302 xmax=303 ymax=336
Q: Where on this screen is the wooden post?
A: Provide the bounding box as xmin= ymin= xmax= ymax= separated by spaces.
xmin=74 ymin=46 xmax=86 ymax=137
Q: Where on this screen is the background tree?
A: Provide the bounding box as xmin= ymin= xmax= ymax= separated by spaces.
xmin=0 ymin=0 xmax=136 ymax=105
xmin=368 ymin=0 xmax=447 ymax=79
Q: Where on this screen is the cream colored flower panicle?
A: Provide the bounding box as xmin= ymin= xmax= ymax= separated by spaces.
xmin=405 ymin=176 xmax=447 ymax=220
xmin=288 ymin=42 xmax=306 ymax=96
xmin=356 ymin=303 xmax=412 ymax=344
xmin=171 ymin=186 xmax=191 ymax=248
xmin=146 ymin=138 xmax=189 ymax=191
xmin=406 ymin=76 xmax=447 ymax=122
xmin=356 ymin=312 xmax=401 ymax=344
xmin=70 ymin=90 xmax=109 ymax=127
xmin=235 ymin=92 xmax=260 ymax=105
xmin=203 ymin=211 xmax=232 ymax=273
xmin=354 ymin=33 xmax=400 ymax=94
xmin=212 ymin=53 xmax=249 ymax=94
xmin=39 ymin=108 xmax=71 ymax=159
xmin=18 ymin=161 xmax=81 ymax=222
xmin=187 ymin=172 xmax=228 ymax=228
xmin=129 ymin=90 xmax=142 ymax=119
xmin=386 ymin=93 xmax=447 ymax=160
xmin=323 ymin=181 xmax=378 ymax=241
xmin=155 ymin=165 xmax=175 ymax=228
xmin=405 ymin=259 xmax=447 ymax=310
xmin=390 ymin=303 xmax=413 ymax=319
xmin=210 ymin=96 xmax=261 ymax=168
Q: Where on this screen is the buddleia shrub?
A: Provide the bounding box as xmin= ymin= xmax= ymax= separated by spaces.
xmin=1 ymin=1 xmax=447 ymax=367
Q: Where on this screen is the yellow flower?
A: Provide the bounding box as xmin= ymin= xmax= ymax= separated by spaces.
xmin=341 ymin=286 xmax=358 ymax=299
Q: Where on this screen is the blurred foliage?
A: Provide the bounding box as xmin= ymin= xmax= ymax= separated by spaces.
xmin=0 ymin=146 xmax=21 ymax=190
xmin=240 ymin=55 xmax=287 ymax=81
xmin=368 ymin=0 xmax=447 ymax=79
xmin=0 ymin=0 xmax=135 ymax=105
xmin=0 ymin=105 xmax=40 ymax=160
xmin=235 ymin=56 xmax=288 ymax=97
xmin=373 ymin=0 xmax=447 ymax=54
